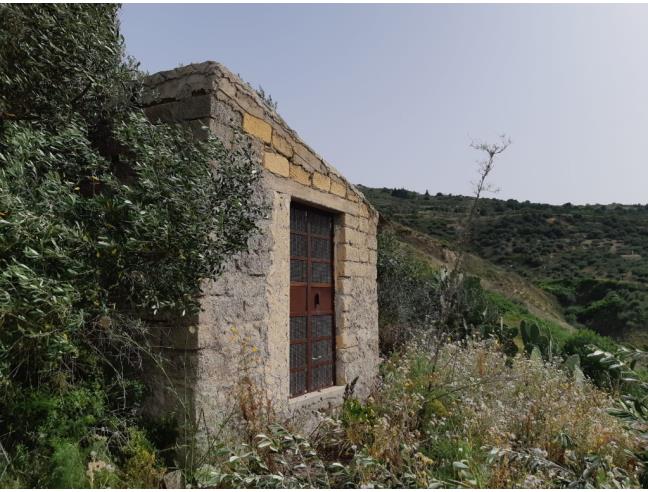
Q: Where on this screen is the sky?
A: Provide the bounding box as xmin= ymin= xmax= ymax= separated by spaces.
xmin=119 ymin=4 xmax=648 ymax=205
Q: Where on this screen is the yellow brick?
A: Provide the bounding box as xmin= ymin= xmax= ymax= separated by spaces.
xmin=346 ymin=190 xmax=360 ymax=202
xmin=357 ymin=217 xmax=370 ymax=233
xmin=358 ymin=249 xmax=370 ymax=262
xmin=357 ymin=202 xmax=369 ymax=218
xmin=367 ymin=235 xmax=377 ymax=250
xmin=263 ymin=152 xmax=289 ymax=177
xmin=337 ymin=295 xmax=353 ymax=312
xmin=242 ymin=113 xmax=272 ymax=143
xmin=339 ymin=260 xmax=369 ymax=278
xmin=312 ymin=172 xmax=331 ymax=192
xmin=337 ymin=244 xmax=361 ymax=262
xmin=289 ymin=164 xmax=311 ymax=186
xmin=340 ymin=227 xmax=365 ymax=246
xmin=330 ymin=178 xmax=346 ymax=197
xmin=368 ymin=250 xmax=377 ymax=264
xmin=343 ymin=214 xmax=359 ymax=229
xmin=336 ymin=332 xmax=356 ymax=348
xmin=272 ymin=132 xmax=293 ymax=157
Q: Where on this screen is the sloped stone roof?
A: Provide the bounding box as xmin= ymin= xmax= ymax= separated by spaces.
xmin=144 ymin=61 xmax=376 ymax=215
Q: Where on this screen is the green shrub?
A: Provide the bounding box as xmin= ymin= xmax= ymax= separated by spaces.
xmin=563 ymin=329 xmax=619 ymax=389
xmin=121 ymin=428 xmax=165 ymax=488
xmin=49 ymin=441 xmax=87 ymax=488
xmin=377 ymin=231 xmax=503 ymax=352
xmin=0 ymin=4 xmax=261 ymax=484
xmin=377 ymin=232 xmax=439 ymax=351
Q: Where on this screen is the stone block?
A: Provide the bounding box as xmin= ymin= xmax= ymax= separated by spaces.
xmin=294 ymin=143 xmax=324 ymax=172
xmin=264 ymin=152 xmax=289 ymax=177
xmin=330 ymin=178 xmax=347 ymax=197
xmin=346 ymin=191 xmax=360 ymax=203
xmin=356 ymin=217 xmax=371 ymax=234
xmin=145 ymin=94 xmax=212 ymax=123
xmin=336 ymin=244 xmax=362 ymax=262
xmin=368 ymin=250 xmax=377 ymax=265
xmin=336 ymin=276 xmax=353 ymax=292
xmin=144 ymin=73 xmax=216 ymax=105
xmin=219 ymin=77 xmax=237 ymax=98
xmin=343 ymin=214 xmax=359 ymax=230
xmin=339 ymin=261 xmax=370 ymax=278
xmin=367 ymin=234 xmax=378 ymax=250
xmin=243 ymin=113 xmax=272 ymax=143
xmin=206 ymin=121 xmax=235 ymax=147
xmin=312 ymin=172 xmax=331 ymax=192
xmin=144 ymin=102 xmax=177 ymax=123
xmin=272 ymin=131 xmax=294 ymax=158
xmin=357 ymin=202 xmax=370 ymax=218
xmin=336 ymin=294 xmax=355 ymax=313
xmin=360 ymin=249 xmax=370 ymax=263
xmin=336 ymin=331 xmax=357 ymax=349
xmin=212 ymin=99 xmax=242 ymax=127
xmin=289 ymin=164 xmax=311 ymax=186
xmin=235 ymin=91 xmax=265 ymax=119
xmin=340 ymin=227 xmax=366 ymax=247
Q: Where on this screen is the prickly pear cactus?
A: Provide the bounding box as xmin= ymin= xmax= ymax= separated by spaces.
xmin=519 ymin=321 xmax=554 ymax=360
xmin=563 ymin=354 xmax=581 ymax=372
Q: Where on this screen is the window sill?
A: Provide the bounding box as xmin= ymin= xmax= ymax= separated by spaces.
xmin=288 ymin=385 xmax=345 ymax=411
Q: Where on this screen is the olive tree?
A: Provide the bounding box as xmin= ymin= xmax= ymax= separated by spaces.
xmin=0 ymin=5 xmax=262 ymax=484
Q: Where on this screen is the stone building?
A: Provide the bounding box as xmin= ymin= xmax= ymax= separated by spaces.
xmin=142 ymin=62 xmax=380 ymax=433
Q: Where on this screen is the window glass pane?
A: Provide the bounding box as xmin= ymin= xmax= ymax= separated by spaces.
xmin=311 ymin=262 xmax=331 ymax=284
xmin=310 ymin=237 xmax=330 ymax=259
xmin=290 ymin=371 xmax=306 ymax=396
xmin=312 ymin=340 xmax=333 ymax=361
xmin=290 ymin=259 xmax=306 ymax=282
xmin=312 ymin=315 xmax=333 ymax=338
xmin=291 ymin=207 xmax=307 ymax=232
xmin=290 ymin=233 xmax=307 ymax=257
xmin=290 ymin=343 xmax=307 ymax=369
xmin=312 ymin=365 xmax=333 ymax=390
xmin=290 ymin=316 xmax=307 ymax=340
xmin=310 ymin=211 xmax=332 ymax=236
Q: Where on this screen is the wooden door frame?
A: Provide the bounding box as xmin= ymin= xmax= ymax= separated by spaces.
xmin=289 ymin=200 xmax=337 ymax=397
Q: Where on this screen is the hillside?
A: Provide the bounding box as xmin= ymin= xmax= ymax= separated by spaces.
xmin=380 ymin=218 xmax=575 ymax=335
xmin=361 ymin=186 xmax=648 ymax=346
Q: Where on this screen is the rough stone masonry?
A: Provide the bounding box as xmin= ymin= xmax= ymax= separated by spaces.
xmin=142 ymin=61 xmax=379 ymax=435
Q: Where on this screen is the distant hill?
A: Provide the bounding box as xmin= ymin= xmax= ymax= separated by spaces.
xmin=361 ymin=185 xmax=648 ymax=346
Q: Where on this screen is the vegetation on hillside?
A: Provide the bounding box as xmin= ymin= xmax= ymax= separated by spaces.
xmin=361 ymin=185 xmax=648 ymax=345
xmin=0 ymin=4 xmax=261 ymax=486
xmin=190 ymin=340 xmax=645 ymax=488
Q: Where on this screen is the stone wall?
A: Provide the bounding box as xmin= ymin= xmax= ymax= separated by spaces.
xmin=143 ymin=61 xmax=379 ymax=435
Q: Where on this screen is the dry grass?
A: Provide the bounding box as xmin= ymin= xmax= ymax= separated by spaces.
xmin=339 ymin=338 xmax=641 ymax=487
xmin=195 ymin=337 xmax=644 ymax=488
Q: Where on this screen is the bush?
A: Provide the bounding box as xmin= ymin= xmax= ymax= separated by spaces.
xmin=0 ymin=4 xmax=261 ymax=485
xmin=563 ymin=329 xmax=620 ymax=389
xmin=377 ymin=232 xmax=439 ymax=351
xmin=50 ymin=441 xmax=87 ymax=488
xmin=377 ymin=231 xmax=502 ymax=352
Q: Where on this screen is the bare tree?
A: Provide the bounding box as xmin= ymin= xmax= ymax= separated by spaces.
xmin=455 ymin=135 xmax=511 ymax=272
xmin=430 ymin=135 xmax=511 ymax=366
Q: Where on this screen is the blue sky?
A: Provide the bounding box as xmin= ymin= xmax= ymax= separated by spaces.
xmin=120 ymin=4 xmax=648 ymax=205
